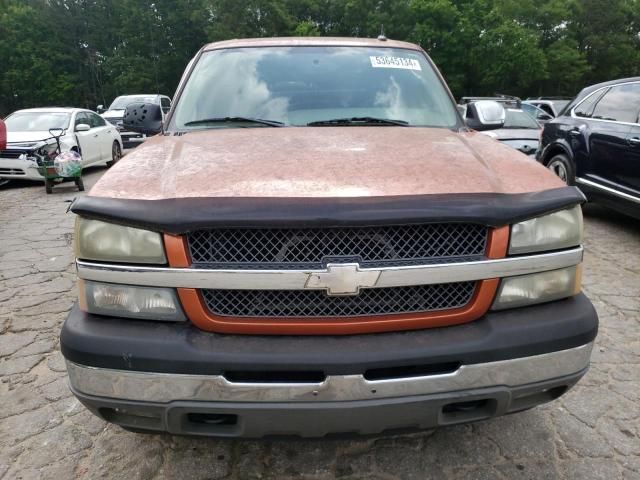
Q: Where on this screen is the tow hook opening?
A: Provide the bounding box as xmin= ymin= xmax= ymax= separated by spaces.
xmin=187 ymin=413 xmax=238 ymax=426
xmin=440 ymin=398 xmax=498 ymax=424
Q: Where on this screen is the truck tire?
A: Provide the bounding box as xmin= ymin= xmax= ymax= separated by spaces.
xmin=45 ymin=178 xmax=53 ymax=194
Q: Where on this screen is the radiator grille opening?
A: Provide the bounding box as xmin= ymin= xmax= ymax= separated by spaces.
xmin=188 ymin=223 xmax=488 ymax=269
xmin=202 ymin=282 xmax=476 ymax=318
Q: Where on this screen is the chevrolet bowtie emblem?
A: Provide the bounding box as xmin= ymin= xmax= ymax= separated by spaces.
xmin=304 ymin=263 xmax=381 ymax=296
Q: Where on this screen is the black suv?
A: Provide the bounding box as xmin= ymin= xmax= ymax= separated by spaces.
xmin=537 ymin=78 xmax=640 ymax=219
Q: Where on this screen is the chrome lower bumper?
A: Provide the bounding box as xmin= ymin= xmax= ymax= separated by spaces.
xmin=67 ymin=342 xmax=593 ymax=404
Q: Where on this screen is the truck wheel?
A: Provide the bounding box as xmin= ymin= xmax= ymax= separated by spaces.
xmin=106 ymin=141 xmax=122 ymax=167
xmin=75 ymin=177 xmax=85 ymax=191
xmin=45 ymin=178 xmax=53 ymax=194
xmin=546 ymin=153 xmax=575 ymax=185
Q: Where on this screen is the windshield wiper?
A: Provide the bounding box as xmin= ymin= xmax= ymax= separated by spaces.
xmin=184 ymin=116 xmax=285 ymax=127
xmin=307 ymin=117 xmax=409 ymax=127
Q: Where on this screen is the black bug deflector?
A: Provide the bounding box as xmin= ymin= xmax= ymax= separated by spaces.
xmin=70 ymin=187 xmax=586 ymax=234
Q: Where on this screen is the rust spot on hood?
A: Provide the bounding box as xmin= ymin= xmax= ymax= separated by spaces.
xmin=90 ymin=127 xmax=563 ymax=201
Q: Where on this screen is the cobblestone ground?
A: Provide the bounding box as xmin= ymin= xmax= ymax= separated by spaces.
xmin=0 ymin=166 xmax=638 ymax=480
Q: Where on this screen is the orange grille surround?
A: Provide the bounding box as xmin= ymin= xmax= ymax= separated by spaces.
xmin=165 ymin=226 xmax=509 ymax=335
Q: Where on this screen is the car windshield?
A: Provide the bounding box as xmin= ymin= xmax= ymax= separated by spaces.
xmin=504 ymin=109 xmax=540 ymax=129
xmin=109 ymin=96 xmax=157 ymax=110
xmin=171 ymin=46 xmax=459 ymax=129
xmin=5 ymin=112 xmax=71 ymax=131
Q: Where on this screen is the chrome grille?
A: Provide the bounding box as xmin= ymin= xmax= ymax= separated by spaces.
xmin=0 ymin=168 xmax=25 ymax=175
xmin=188 ymin=224 xmax=488 ymax=269
xmin=201 ymin=282 xmax=476 ymax=318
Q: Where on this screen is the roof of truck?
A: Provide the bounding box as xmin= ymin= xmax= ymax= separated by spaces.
xmin=204 ymin=36 xmax=422 ymax=51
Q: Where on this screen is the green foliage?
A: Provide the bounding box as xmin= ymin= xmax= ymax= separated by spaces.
xmin=0 ymin=0 xmax=639 ymax=115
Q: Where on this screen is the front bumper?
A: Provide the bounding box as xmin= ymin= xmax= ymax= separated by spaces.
xmin=0 ymin=157 xmax=44 ymax=180
xmin=61 ymin=294 xmax=597 ymax=437
xmin=119 ymin=130 xmax=147 ymax=148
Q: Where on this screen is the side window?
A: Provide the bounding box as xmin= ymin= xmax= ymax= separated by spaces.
xmin=89 ymin=113 xmax=106 ymax=128
xmin=538 ymin=104 xmax=554 ymax=117
xmin=74 ymin=112 xmax=88 ymax=128
xmin=161 ymin=97 xmax=171 ymax=114
xmin=591 ymin=83 xmax=640 ymax=123
xmin=575 ymin=89 xmax=608 ymax=118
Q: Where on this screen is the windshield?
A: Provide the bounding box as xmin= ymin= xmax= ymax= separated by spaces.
xmin=504 ymin=109 xmax=540 ymax=129
xmin=109 ymin=95 xmax=157 ymax=110
xmin=171 ymin=46 xmax=459 ymax=129
xmin=5 ymin=112 xmax=71 ymax=131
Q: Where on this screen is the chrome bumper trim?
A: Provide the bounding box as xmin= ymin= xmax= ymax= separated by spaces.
xmin=76 ymin=247 xmax=583 ymax=291
xmin=66 ymin=342 xmax=593 ymax=403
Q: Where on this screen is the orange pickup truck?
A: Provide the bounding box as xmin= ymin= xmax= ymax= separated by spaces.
xmin=62 ymin=37 xmax=597 ymax=438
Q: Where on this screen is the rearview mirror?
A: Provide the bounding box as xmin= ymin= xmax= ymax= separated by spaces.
xmin=96 ymin=105 xmax=105 ymax=114
xmin=464 ymin=101 xmax=505 ymax=131
xmin=75 ymin=123 xmax=91 ymax=132
xmin=123 ymin=102 xmax=163 ymax=135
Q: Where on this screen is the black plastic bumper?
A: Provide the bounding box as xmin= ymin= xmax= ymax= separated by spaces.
xmin=61 ymin=293 xmax=598 ymax=376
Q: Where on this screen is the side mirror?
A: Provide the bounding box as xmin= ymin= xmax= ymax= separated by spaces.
xmin=96 ymin=105 xmax=105 ymax=114
xmin=0 ymin=120 xmax=6 ymax=150
xmin=123 ymin=102 xmax=162 ymax=135
xmin=75 ymin=123 xmax=91 ymax=132
xmin=465 ymin=101 xmax=505 ymax=131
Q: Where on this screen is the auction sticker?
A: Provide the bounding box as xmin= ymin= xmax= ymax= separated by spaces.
xmin=370 ymin=56 xmax=422 ymax=70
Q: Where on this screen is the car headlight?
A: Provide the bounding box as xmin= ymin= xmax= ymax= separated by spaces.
xmin=75 ymin=217 xmax=166 ymax=264
xmin=509 ymin=206 xmax=583 ymax=255
xmin=80 ymin=280 xmax=185 ymax=321
xmin=492 ymin=266 xmax=581 ymax=310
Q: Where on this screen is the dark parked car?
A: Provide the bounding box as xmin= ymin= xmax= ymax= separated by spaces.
xmin=0 ymin=119 xmax=7 ymax=186
xmin=0 ymin=118 xmax=6 ymax=150
xmin=537 ymin=78 xmax=640 ymax=219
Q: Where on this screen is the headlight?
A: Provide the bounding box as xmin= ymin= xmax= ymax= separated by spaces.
xmin=492 ymin=266 xmax=581 ymax=310
xmin=80 ymin=280 xmax=185 ymax=321
xmin=509 ymin=206 xmax=583 ymax=255
xmin=75 ymin=217 xmax=166 ymax=264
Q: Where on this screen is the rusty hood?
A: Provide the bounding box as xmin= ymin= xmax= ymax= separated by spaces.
xmin=90 ymin=127 xmax=563 ymax=200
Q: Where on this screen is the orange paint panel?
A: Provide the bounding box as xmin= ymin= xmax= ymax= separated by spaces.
xmin=487 ymin=225 xmax=509 ymax=259
xmin=164 ymin=234 xmax=191 ymax=267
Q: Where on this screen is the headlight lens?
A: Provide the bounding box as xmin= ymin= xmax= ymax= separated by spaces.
xmin=492 ymin=266 xmax=581 ymax=310
xmin=509 ymin=206 xmax=583 ymax=255
xmin=75 ymin=217 xmax=166 ymax=264
xmin=80 ymin=280 xmax=185 ymax=321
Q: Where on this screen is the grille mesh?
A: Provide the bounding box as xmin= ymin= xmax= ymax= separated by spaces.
xmin=201 ymin=282 xmax=476 ymax=318
xmin=188 ymin=224 xmax=487 ymax=268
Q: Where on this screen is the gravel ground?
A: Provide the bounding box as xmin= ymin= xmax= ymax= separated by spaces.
xmin=0 ymin=165 xmax=638 ymax=480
